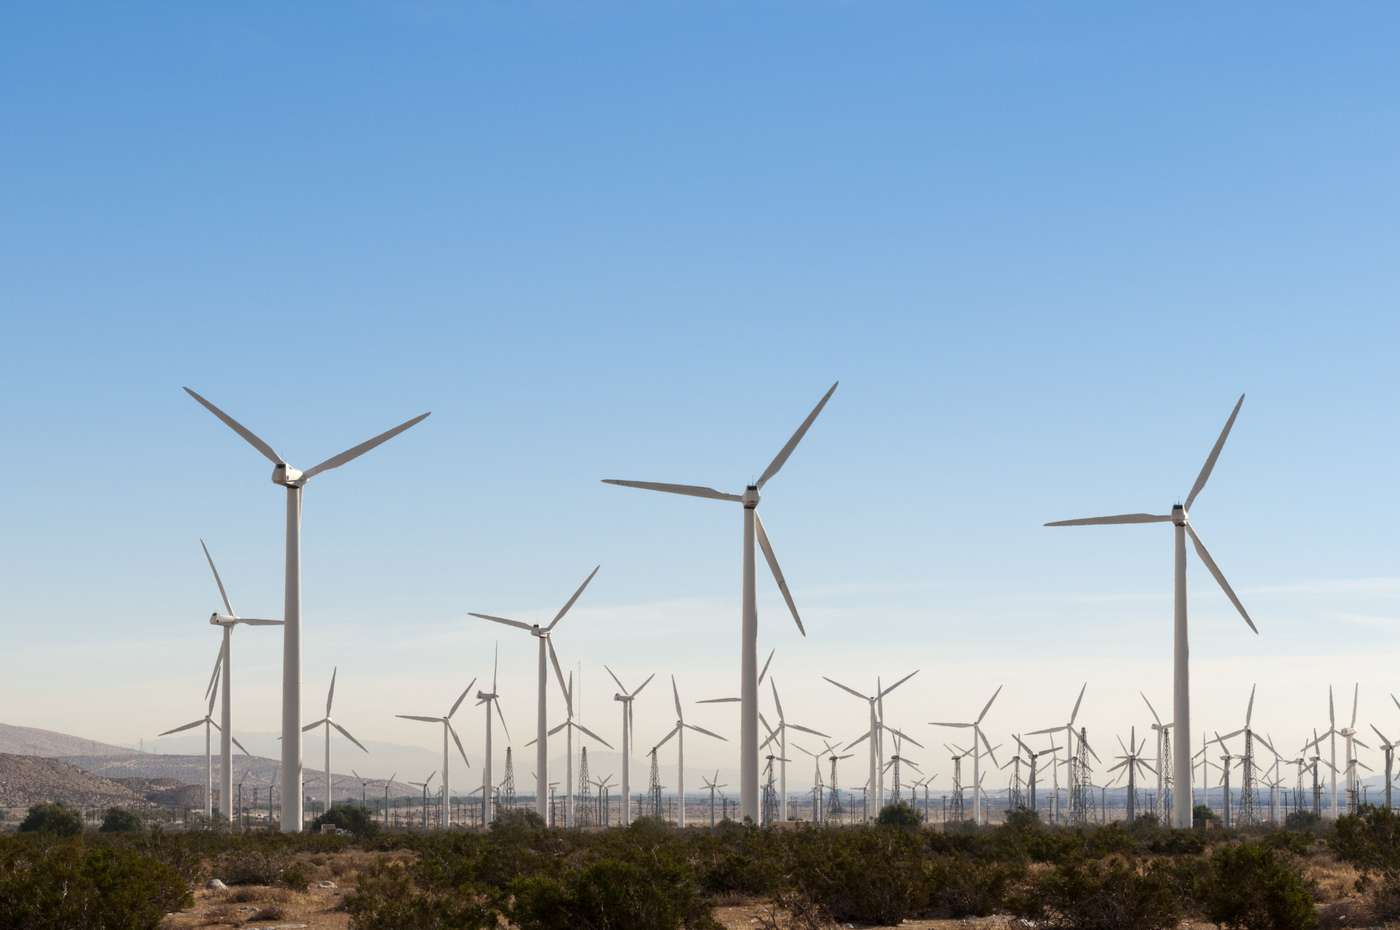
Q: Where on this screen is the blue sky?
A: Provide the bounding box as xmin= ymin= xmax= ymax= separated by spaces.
xmin=3 ymin=3 xmax=1400 ymax=789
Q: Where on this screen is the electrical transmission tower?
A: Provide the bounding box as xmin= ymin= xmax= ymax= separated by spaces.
xmin=648 ymin=749 xmax=663 ymax=818
xmin=1069 ymin=727 xmax=1092 ymax=825
xmin=1239 ymin=729 xmax=1259 ymax=826
xmin=501 ymin=747 xmax=516 ymax=812
xmin=576 ymin=746 xmax=593 ymax=828
xmin=762 ymin=756 xmax=778 ymax=825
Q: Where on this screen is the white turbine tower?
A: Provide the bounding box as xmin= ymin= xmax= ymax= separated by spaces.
xmin=931 ymin=685 xmax=1003 ymax=826
xmin=825 ymin=670 xmax=919 ymax=820
xmin=476 ymin=644 xmax=509 ymax=825
xmin=653 ymin=676 xmax=727 ymax=827
xmin=159 ymin=650 xmax=251 ymax=820
xmin=198 ymin=539 xmax=282 ymax=826
xmin=395 ymin=679 xmax=474 ymax=829
xmin=605 ymin=666 xmax=655 ymax=826
xmin=469 ymin=565 xmax=599 ymax=820
xmin=603 ymin=382 xmax=837 ymax=820
xmin=528 ymin=671 xmax=613 ymax=827
xmin=1044 ymin=394 xmax=1257 ymax=828
xmin=302 ymin=667 xmax=368 ymax=813
xmin=758 ymin=678 xmax=830 ymax=821
xmin=183 ymin=387 xmax=429 ymax=832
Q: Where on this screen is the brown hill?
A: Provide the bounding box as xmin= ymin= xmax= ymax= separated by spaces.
xmin=0 ymin=753 xmax=150 ymax=813
xmin=0 ymin=722 xmax=132 ymax=757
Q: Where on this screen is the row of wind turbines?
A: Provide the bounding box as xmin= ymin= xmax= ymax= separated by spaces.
xmin=167 ymin=383 xmax=1381 ymax=832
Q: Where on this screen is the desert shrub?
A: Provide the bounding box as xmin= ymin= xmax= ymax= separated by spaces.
xmin=314 ymin=803 xmax=379 ymax=837
xmin=344 ymin=859 xmax=497 ymax=930
xmin=280 ymin=859 xmax=313 ymax=891
xmin=1332 ymin=805 xmax=1400 ymax=873
xmin=1194 ymin=803 xmax=1217 ymax=827
xmin=922 ymin=854 xmax=1023 ymax=917
xmin=99 ymin=808 xmax=143 ymax=834
xmin=1263 ymin=829 xmax=1316 ymax=855
xmin=783 ymin=827 xmax=927 ymax=925
xmin=19 ymin=802 xmax=84 ymax=836
xmin=1367 ymin=870 xmax=1400 ymax=922
xmin=1011 ymin=856 xmax=1183 ymax=930
xmin=509 ymin=857 xmax=718 ymax=930
xmin=1201 ymin=842 xmax=1317 ymax=930
xmin=876 ymin=801 xmax=921 ymax=827
xmin=1286 ymin=809 xmax=1323 ymax=832
xmin=0 ymin=838 xmax=192 ymax=930
xmin=692 ymin=822 xmax=780 ymax=897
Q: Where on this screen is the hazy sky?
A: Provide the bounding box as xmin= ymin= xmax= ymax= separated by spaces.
xmin=4 ymin=3 xmax=1400 ymax=791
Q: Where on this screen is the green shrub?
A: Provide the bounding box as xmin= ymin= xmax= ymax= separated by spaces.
xmin=784 ymin=827 xmax=926 ymax=925
xmin=216 ymin=846 xmax=290 ymax=885
xmin=1194 ymin=804 xmax=1217 ymax=827
xmin=279 ymin=859 xmax=313 ymax=891
xmin=1201 ymin=842 xmax=1317 ymax=930
xmin=313 ymin=803 xmax=379 ymax=837
xmin=1011 ymin=857 xmax=1182 ymax=930
xmin=19 ymin=803 xmax=84 ymax=836
xmin=99 ymin=808 xmax=143 ymax=834
xmin=344 ymin=859 xmax=497 ymax=930
xmin=1332 ymin=805 xmax=1400 ymax=873
xmin=509 ymin=857 xmax=718 ymax=930
xmin=876 ymin=801 xmax=921 ymax=827
xmin=0 ymin=838 xmax=192 ymax=930
xmin=1286 ymin=810 xmax=1322 ymax=832
xmin=922 ymin=854 xmax=1022 ymax=918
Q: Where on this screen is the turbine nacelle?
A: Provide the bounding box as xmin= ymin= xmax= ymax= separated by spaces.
xmin=1171 ymin=504 xmax=1186 ymax=526
xmin=743 ymin=485 xmax=759 ymax=508
xmin=271 ymin=463 xmax=305 ymax=486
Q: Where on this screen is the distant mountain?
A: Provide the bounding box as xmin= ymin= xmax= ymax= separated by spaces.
xmin=0 ymin=722 xmax=133 ymax=758
xmin=0 ymin=754 xmax=150 ymax=812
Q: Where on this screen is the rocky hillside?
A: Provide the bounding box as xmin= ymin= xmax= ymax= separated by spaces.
xmin=0 ymin=722 xmax=132 ymax=757
xmin=0 ymin=753 xmax=150 ymax=811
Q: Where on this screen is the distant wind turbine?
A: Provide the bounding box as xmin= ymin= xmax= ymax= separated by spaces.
xmin=395 ymin=678 xmax=474 ymax=828
xmin=605 ymin=665 xmax=655 ymax=826
xmin=302 ymin=667 xmax=368 ymax=810
xmin=158 ymin=650 xmax=250 ymax=819
xmin=653 ymin=676 xmax=727 ymax=827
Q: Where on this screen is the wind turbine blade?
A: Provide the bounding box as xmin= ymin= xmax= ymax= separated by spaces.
xmin=633 ymin=673 xmax=655 ymax=697
xmin=494 ymin=700 xmax=511 ymax=742
xmin=238 ymin=618 xmax=284 ymax=626
xmin=687 ymin=723 xmax=727 ymax=741
xmin=448 ymin=722 xmax=470 ymax=766
xmin=1185 ymin=524 xmax=1257 ymax=633
xmin=1070 ymin=682 xmax=1088 ymax=726
xmin=755 ymin=381 xmax=838 ymax=489
xmin=760 ymin=730 xmax=778 ymax=751
xmin=672 ymin=675 xmax=683 ymax=721
xmin=1140 ymin=692 xmax=1162 ymax=727
xmin=654 ymin=725 xmax=680 ymax=751
xmin=301 ymin=719 xmax=327 ymax=733
xmin=698 ymin=697 xmax=741 ymax=704
xmin=1025 ymin=726 xmax=1060 ymax=736
xmin=759 ymin=713 xmax=775 ymax=740
xmin=1330 ymin=686 xmax=1336 ymax=727
xmin=547 ymin=640 xmax=570 ymax=711
xmin=199 ymin=539 xmax=236 ymax=617
xmin=770 ymin=679 xmax=786 ymax=721
xmin=880 ymin=669 xmax=919 ymax=699
xmin=183 ymin=388 xmax=283 ymax=465
xmin=159 ymin=719 xmax=205 ymax=736
xmin=886 ymin=727 xmax=925 ymax=749
xmin=450 ymin=680 xmax=478 ymax=722
xmin=300 ymin=412 xmax=431 ymax=480
xmin=753 ymin=513 xmax=805 ymax=636
xmin=325 ymin=667 xmax=340 ymax=716
xmin=1080 ymin=737 xmax=1101 ymax=765
xmin=979 ymin=729 xmax=999 ymax=766
xmin=232 ymin=736 xmax=251 ymax=756
xmin=396 ymin=715 xmax=442 ymax=723
xmin=574 ymin=722 xmax=614 ymax=749
xmin=1116 ymin=734 xmax=1130 ymax=755
xmin=547 ymin=565 xmax=599 ymax=631
xmin=823 ymin=677 xmax=868 ymax=701
xmin=1184 ymin=394 xmax=1244 ymax=511
xmin=468 ymin=612 xmax=535 ymax=632
xmin=758 ymin=648 xmax=776 ymax=686
xmin=332 ymin=721 xmax=369 ymax=753
xmin=492 ymin=642 xmax=499 ymax=692
xmin=787 ymin=723 xmax=831 ymax=739
xmin=604 ymin=664 xmax=627 ymax=694
xmin=845 ymin=729 xmax=872 ymax=751
xmin=1045 ymin=513 xmax=1171 ymax=527
xmin=977 ymin=685 xmax=1003 ymax=723
xmin=929 ymin=722 xmax=972 ymax=729
xmin=1247 ymin=684 xmax=1256 ymax=728
xmin=1371 ymin=724 xmax=1390 ymax=745
xmin=205 ymin=645 xmax=224 ymax=703
xmin=600 ymin=479 xmax=742 ymax=502
xmin=1352 ymin=682 xmax=1359 ymax=729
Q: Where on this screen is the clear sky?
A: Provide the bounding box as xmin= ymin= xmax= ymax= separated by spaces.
xmin=4 ymin=3 xmax=1400 ymax=791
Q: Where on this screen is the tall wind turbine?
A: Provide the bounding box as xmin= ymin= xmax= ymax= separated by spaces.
xmin=159 ymin=651 xmax=251 ymax=819
xmin=395 ymin=679 xmax=474 ymax=828
xmin=476 ymin=645 xmax=509 ymax=825
xmin=825 ymin=670 xmax=919 ymax=819
xmin=528 ymin=671 xmax=613 ymax=827
xmin=758 ymin=678 xmax=830 ymax=821
xmin=1044 ymin=395 xmax=1257 ymax=828
xmin=605 ymin=665 xmax=654 ymax=826
xmin=930 ymin=685 xmax=1003 ymax=826
xmin=470 ymin=565 xmax=599 ymax=819
xmin=603 ymin=382 xmax=838 ymax=820
xmin=653 ymin=676 xmax=727 ymax=827
xmin=183 ymin=387 xmax=429 ymax=831
xmin=199 ymin=539 xmax=282 ymax=826
xmin=302 ymin=667 xmax=368 ymax=811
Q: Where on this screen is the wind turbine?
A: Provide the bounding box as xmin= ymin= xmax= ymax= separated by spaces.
xmin=475 ymin=644 xmax=509 ymax=825
xmin=198 ymin=539 xmax=282 ymax=826
xmin=1375 ymin=708 xmax=1398 ymax=810
xmin=528 ymin=671 xmax=613 ymax=827
xmin=1107 ymin=727 xmax=1156 ymax=822
xmin=409 ymin=771 xmax=437 ymax=829
xmin=183 ymin=387 xmax=429 ymax=831
xmin=470 ymin=565 xmax=597 ymax=820
xmin=1029 ymin=683 xmax=1090 ymax=823
xmin=605 ymin=665 xmax=655 ymax=826
xmin=1012 ymin=734 xmax=1057 ymax=815
xmin=931 ymin=685 xmax=1003 ymax=825
xmin=1140 ymin=692 xmax=1174 ymax=821
xmin=302 ymin=667 xmax=368 ymax=811
xmin=825 ymin=669 xmax=919 ymax=819
xmin=701 ymin=770 xmax=727 ymax=826
xmin=758 ymin=677 xmax=830 ymax=821
xmin=395 ymin=679 xmax=474 ymax=828
xmin=653 ymin=676 xmax=727 ymax=827
xmin=158 ymin=652 xmax=251 ymax=820
xmin=603 ymin=382 xmax=838 ymax=820
xmin=1044 ymin=394 xmax=1257 ymax=828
